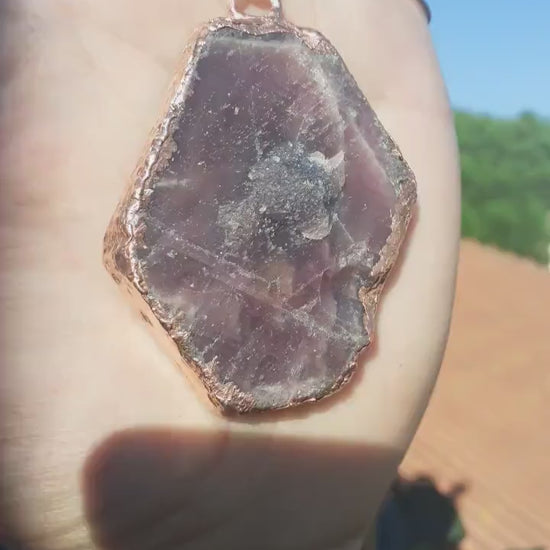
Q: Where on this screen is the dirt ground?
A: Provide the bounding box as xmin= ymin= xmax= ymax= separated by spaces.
xmin=401 ymin=240 xmax=550 ymax=550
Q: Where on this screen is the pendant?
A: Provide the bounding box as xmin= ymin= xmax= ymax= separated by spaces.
xmin=104 ymin=1 xmax=417 ymax=414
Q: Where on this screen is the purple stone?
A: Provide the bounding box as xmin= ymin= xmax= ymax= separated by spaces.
xmin=104 ymin=17 xmax=416 ymax=413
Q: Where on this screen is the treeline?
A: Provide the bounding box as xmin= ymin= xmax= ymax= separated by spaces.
xmin=456 ymin=111 xmax=550 ymax=264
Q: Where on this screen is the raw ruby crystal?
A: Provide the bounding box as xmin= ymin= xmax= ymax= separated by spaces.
xmin=104 ymin=17 xmax=416 ymax=413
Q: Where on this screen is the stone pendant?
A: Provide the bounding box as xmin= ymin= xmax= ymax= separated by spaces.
xmin=104 ymin=2 xmax=417 ymax=414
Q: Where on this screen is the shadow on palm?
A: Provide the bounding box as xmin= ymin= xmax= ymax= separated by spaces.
xmin=84 ymin=429 xmax=398 ymax=550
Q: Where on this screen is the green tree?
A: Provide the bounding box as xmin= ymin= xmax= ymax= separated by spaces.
xmin=456 ymin=111 xmax=550 ymax=264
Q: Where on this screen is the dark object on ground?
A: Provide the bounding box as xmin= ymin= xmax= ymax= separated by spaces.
xmin=376 ymin=475 xmax=466 ymax=550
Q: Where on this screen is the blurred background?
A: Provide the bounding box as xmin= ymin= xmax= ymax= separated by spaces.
xmin=377 ymin=1 xmax=550 ymax=549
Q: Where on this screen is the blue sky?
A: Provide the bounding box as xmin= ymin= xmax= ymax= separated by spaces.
xmin=429 ymin=0 xmax=550 ymax=117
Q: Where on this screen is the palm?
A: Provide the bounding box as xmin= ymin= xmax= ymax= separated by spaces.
xmin=0 ymin=1 xmax=460 ymax=549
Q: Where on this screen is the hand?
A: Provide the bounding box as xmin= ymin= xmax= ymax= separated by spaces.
xmin=0 ymin=1 xmax=460 ymax=549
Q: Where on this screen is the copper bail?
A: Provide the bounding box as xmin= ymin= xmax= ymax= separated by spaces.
xmin=229 ymin=0 xmax=283 ymax=19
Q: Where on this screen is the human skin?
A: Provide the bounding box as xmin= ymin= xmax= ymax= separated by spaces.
xmin=0 ymin=1 xmax=460 ymax=549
